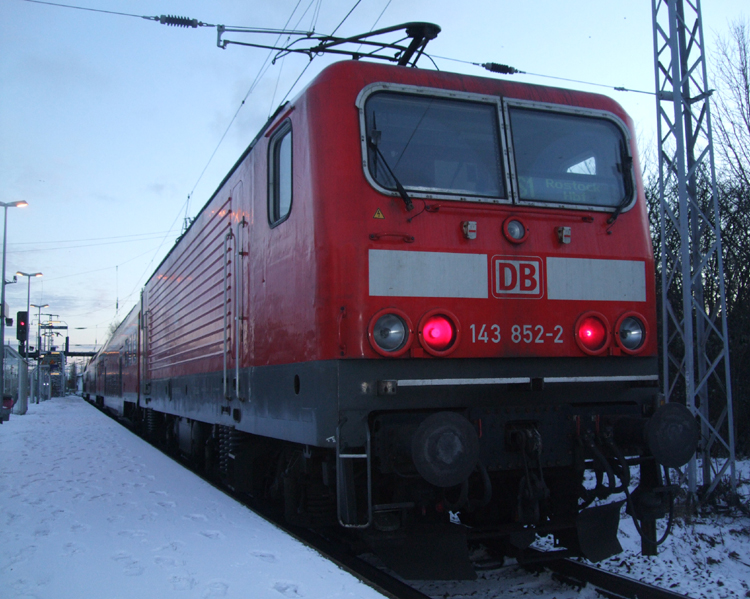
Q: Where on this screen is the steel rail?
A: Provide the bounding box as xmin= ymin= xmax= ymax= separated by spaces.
xmin=543 ymin=556 xmax=692 ymax=599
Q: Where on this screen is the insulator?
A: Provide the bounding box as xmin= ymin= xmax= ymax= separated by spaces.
xmin=159 ymin=15 xmax=198 ymax=28
xmin=482 ymin=62 xmax=522 ymax=75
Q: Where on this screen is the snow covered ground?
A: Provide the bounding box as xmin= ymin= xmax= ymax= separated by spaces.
xmin=590 ymin=493 xmax=750 ymax=598
xmin=0 ymin=396 xmax=385 ymax=599
xmin=411 ymin=481 xmax=750 ymax=599
xmin=2 ymin=396 xmax=748 ymax=599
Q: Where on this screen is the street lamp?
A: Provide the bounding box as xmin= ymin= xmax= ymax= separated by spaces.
xmin=0 ymin=200 xmax=28 ymax=403
xmin=13 ymin=272 xmax=41 ymax=414
xmin=30 ymin=303 xmax=48 ymax=404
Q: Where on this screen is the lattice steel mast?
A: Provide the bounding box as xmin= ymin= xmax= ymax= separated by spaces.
xmin=651 ymin=0 xmax=736 ymax=501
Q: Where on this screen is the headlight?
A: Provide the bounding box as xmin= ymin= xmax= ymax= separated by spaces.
xmin=617 ymin=315 xmax=646 ymax=352
xmin=503 ymin=217 xmax=528 ymax=244
xmin=368 ymin=309 xmax=415 ymax=357
xmin=506 ymin=220 xmax=525 ymax=240
xmin=372 ymin=313 xmax=408 ymax=353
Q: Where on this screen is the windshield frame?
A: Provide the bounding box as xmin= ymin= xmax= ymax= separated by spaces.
xmin=503 ymin=97 xmax=636 ymax=214
xmin=356 ymin=83 xmax=638 ymax=215
xmin=356 ymin=83 xmax=513 ymax=205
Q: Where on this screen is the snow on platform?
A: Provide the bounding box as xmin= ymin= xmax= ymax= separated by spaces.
xmin=0 ymin=396 xmax=384 ymax=599
xmin=2 ymin=396 xmax=749 ymax=599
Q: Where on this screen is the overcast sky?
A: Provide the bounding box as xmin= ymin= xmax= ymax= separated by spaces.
xmin=0 ymin=0 xmax=745 ymax=354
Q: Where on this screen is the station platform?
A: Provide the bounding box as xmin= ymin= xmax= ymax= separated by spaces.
xmin=0 ymin=396 xmax=384 ymax=599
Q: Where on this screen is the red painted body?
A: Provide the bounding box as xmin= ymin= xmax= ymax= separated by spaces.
xmin=124 ymin=61 xmax=654 ymax=384
xmin=83 ymin=61 xmax=672 ymax=565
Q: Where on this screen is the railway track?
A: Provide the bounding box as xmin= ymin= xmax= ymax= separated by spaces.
xmin=541 ymin=556 xmax=692 ymax=599
xmin=213 ymin=492 xmax=697 ymax=599
xmin=192 ymin=478 xmax=697 ymax=599
xmin=230 ymin=493 xmax=694 ymax=599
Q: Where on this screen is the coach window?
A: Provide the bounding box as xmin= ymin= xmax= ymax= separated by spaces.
xmin=364 ymin=92 xmax=505 ymax=200
xmin=268 ymin=121 xmax=292 ymax=227
xmin=508 ymin=107 xmax=630 ymax=209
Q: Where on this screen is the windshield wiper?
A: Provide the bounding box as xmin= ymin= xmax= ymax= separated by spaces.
xmin=607 ymin=139 xmax=634 ymax=226
xmin=368 ymin=117 xmax=414 ymax=212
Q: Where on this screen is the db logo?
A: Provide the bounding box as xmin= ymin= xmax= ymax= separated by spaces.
xmin=491 ymin=256 xmax=544 ymax=299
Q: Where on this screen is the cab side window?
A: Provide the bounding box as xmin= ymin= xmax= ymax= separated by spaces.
xmin=268 ymin=121 xmax=293 ymax=226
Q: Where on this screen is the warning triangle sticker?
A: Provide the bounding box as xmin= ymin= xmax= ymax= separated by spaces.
xmin=373 ymin=208 xmax=385 ymax=219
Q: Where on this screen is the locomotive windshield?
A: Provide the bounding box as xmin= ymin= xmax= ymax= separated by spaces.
xmin=364 ymin=92 xmax=505 ymax=199
xmin=359 ymin=85 xmax=634 ymax=211
xmin=508 ymin=107 xmax=629 ymax=207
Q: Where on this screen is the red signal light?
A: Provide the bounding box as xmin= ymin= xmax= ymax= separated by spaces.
xmin=423 ymin=315 xmax=454 ymax=350
xmin=575 ymin=312 xmax=610 ymax=355
xmin=418 ymin=310 xmax=460 ymax=356
xmin=16 ymin=310 xmax=29 ymax=342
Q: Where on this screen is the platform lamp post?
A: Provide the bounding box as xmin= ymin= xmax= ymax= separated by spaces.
xmin=30 ymin=303 xmax=48 ymax=404
xmin=14 ymin=272 xmax=41 ymax=414
xmin=0 ymin=200 xmax=28 ymax=406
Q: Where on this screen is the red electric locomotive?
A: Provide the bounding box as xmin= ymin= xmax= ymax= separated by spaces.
xmin=84 ymin=45 xmax=697 ymax=577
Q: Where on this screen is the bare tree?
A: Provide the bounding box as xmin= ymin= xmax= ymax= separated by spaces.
xmin=707 ymin=18 xmax=750 ymax=455
xmin=712 ymin=18 xmax=750 ymax=187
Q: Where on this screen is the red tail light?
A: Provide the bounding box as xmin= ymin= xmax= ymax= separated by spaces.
xmin=423 ymin=316 xmax=454 ymax=350
xmin=575 ymin=312 xmax=610 ymax=355
xmin=419 ymin=310 xmax=460 ymax=356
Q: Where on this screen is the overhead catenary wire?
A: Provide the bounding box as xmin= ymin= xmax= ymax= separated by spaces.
xmin=185 ymin=0 xmax=308 ymax=218
xmin=19 ymin=0 xmax=326 ymax=315
xmin=309 ymin=0 xmax=324 ymax=31
xmin=268 ymin=0 xmax=326 ymax=116
xmin=9 ymin=230 xmax=178 ymax=246
xmin=21 ymin=0 xmax=214 ymax=27
xmin=8 ymin=9 xmax=313 ymax=336
xmin=428 ymin=53 xmax=656 ymax=96
xmin=268 ymin=0 xmax=310 ymax=116
xmin=278 ymin=0 xmax=363 ymax=107
xmin=43 ymin=245 xmax=165 ymax=282
xmin=8 ymin=232 xmax=180 ymax=253
xmin=330 ymin=0 xmax=362 ymax=37
xmin=21 ymin=0 xmax=162 ymax=21
xmin=187 ymin=0 xmax=363 ymax=213
xmin=365 ymin=0 xmax=392 ymax=38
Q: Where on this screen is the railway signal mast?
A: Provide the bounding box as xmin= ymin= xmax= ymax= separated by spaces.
xmin=651 ymin=0 xmax=737 ymax=502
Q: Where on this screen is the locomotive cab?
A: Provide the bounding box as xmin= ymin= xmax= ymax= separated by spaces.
xmin=304 ymin=62 xmax=698 ymax=573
